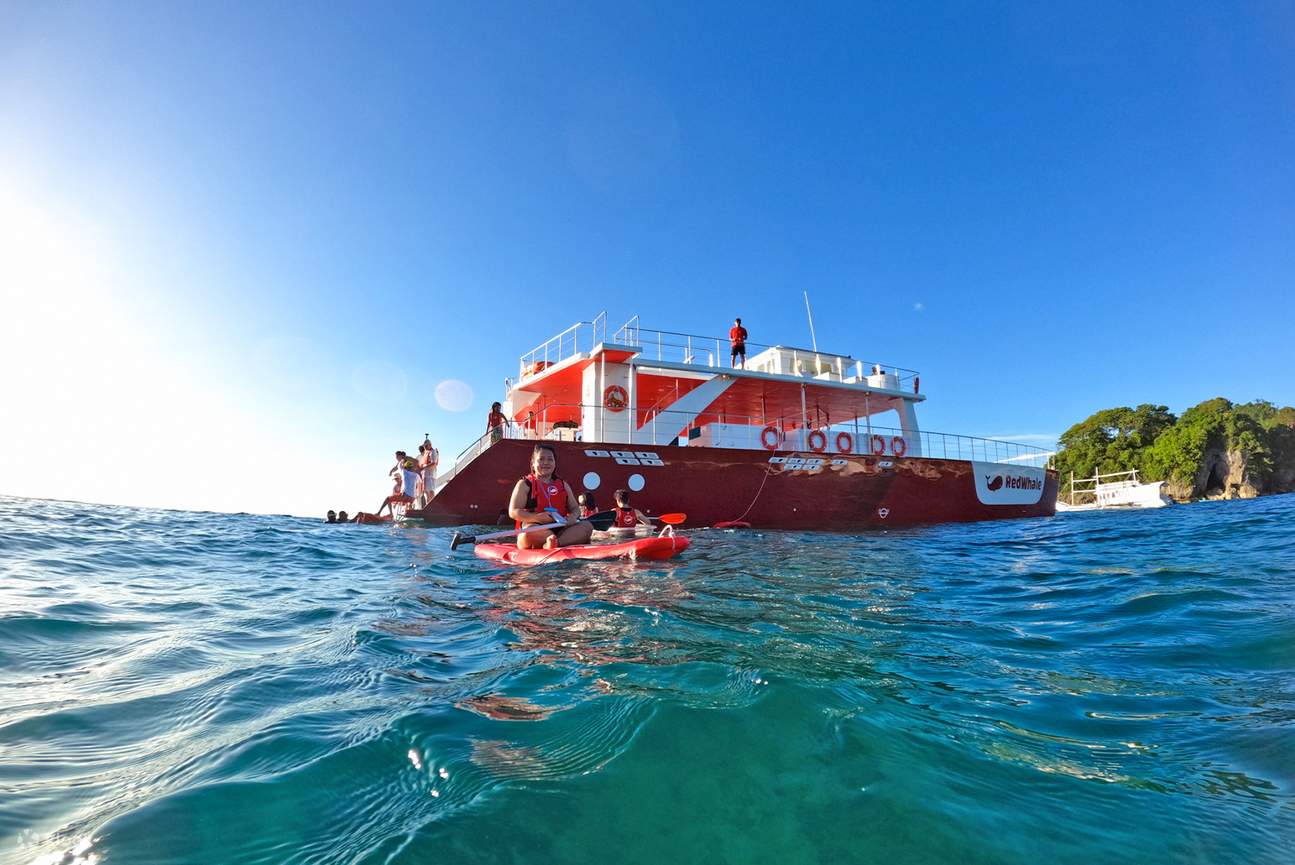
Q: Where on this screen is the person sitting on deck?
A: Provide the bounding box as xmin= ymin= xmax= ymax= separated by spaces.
xmin=507 ymin=444 xmax=593 ymax=549
xmin=611 ymin=489 xmax=652 ymax=529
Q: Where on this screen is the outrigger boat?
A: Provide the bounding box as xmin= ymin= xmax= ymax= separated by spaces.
xmin=412 ymin=313 xmax=1056 ymax=531
xmin=1055 ymin=469 xmax=1172 ymax=512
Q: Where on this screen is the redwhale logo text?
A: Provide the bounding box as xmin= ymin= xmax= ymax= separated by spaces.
xmin=985 ymin=473 xmax=1042 ymax=492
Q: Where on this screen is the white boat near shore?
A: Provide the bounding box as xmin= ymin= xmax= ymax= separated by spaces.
xmin=1056 ymin=469 xmax=1173 ymax=512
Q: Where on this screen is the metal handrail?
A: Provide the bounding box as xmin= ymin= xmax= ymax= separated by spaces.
xmin=639 ymin=380 xmax=680 ymax=424
xmin=515 ymin=316 xmax=921 ymax=393
xmin=612 ymin=322 xmax=920 ymax=390
xmin=517 ymin=312 xmax=607 ymax=381
xmin=441 ymin=403 xmax=1052 ymax=483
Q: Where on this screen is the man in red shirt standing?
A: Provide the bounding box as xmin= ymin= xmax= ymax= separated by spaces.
xmin=728 ymin=317 xmax=748 ymax=369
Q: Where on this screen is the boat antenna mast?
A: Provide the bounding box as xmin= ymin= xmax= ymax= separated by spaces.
xmin=803 ymin=290 xmax=818 ymax=351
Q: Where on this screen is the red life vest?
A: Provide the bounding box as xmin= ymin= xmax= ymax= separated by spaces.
xmin=613 ymin=507 xmax=637 ymax=528
xmin=516 ymin=474 xmax=568 ymax=528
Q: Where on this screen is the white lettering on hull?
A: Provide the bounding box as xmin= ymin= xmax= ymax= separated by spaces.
xmin=584 ymin=449 xmax=664 ymax=467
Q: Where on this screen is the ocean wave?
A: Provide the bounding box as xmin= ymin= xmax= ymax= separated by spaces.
xmin=3 ymin=492 xmax=1293 ymax=865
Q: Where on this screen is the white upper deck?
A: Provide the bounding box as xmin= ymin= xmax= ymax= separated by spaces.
xmin=510 ymin=312 xmax=922 ymax=399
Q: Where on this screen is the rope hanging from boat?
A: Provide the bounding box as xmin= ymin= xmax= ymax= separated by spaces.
xmin=725 ymin=462 xmax=774 ymax=526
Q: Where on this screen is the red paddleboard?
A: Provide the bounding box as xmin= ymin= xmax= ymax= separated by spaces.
xmin=474 ymin=534 xmax=691 ymax=565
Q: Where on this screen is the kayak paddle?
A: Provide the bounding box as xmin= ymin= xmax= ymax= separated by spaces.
xmin=450 ymin=510 xmax=619 ymax=550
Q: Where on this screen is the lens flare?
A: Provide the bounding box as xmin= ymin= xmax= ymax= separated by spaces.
xmin=434 ymin=379 xmax=473 ymax=412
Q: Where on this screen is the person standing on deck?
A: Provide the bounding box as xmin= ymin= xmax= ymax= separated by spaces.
xmin=418 ymin=436 xmax=438 ymax=507
xmin=487 ymin=402 xmax=507 ymax=444
xmin=729 ymin=317 xmax=748 ymax=369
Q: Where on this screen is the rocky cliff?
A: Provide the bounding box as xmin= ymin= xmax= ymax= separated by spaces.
xmin=1165 ymin=446 xmax=1261 ymax=501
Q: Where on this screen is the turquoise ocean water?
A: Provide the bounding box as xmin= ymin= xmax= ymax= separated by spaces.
xmin=1 ymin=493 xmax=1292 ymax=865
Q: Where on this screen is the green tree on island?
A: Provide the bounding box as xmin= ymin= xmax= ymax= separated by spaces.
xmin=1055 ymin=399 xmax=1295 ymax=502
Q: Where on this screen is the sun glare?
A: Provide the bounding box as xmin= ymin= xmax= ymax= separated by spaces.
xmin=0 ymin=180 xmax=386 ymax=516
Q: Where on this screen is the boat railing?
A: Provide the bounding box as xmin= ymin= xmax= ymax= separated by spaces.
xmin=442 ymin=403 xmax=1051 ymax=481
xmin=437 ymin=433 xmax=485 ymax=491
xmin=1064 ymin=469 xmax=1145 ymax=505
xmin=516 ymin=311 xmax=607 ymax=383
xmin=436 ymin=421 xmax=529 ymax=492
xmin=612 ymin=320 xmax=920 ymax=392
xmin=633 ymin=407 xmax=1050 ymax=467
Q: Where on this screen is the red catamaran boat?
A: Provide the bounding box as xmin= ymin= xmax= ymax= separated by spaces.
xmin=414 ymin=314 xmax=1056 ymax=531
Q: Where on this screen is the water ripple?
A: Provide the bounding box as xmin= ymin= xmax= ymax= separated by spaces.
xmin=1 ymin=493 xmax=1293 ymax=865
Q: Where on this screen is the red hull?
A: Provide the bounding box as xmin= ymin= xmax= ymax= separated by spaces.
xmin=412 ymin=440 xmax=1056 ymax=531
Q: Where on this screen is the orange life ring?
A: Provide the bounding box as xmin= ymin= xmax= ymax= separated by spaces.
xmin=760 ymin=425 xmax=781 ymax=450
xmin=891 ymin=436 xmax=907 ymax=457
xmin=807 ymin=430 xmax=827 ymax=453
xmin=603 ymin=384 xmax=628 ymax=412
xmin=835 ymin=432 xmax=853 ymax=454
xmin=870 ymin=434 xmax=886 ymax=455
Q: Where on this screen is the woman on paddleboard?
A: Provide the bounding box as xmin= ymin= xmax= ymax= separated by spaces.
xmin=508 ymin=444 xmax=593 ymax=549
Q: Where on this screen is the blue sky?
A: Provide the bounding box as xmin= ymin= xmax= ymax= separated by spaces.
xmin=2 ymin=2 xmax=1292 ymax=515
